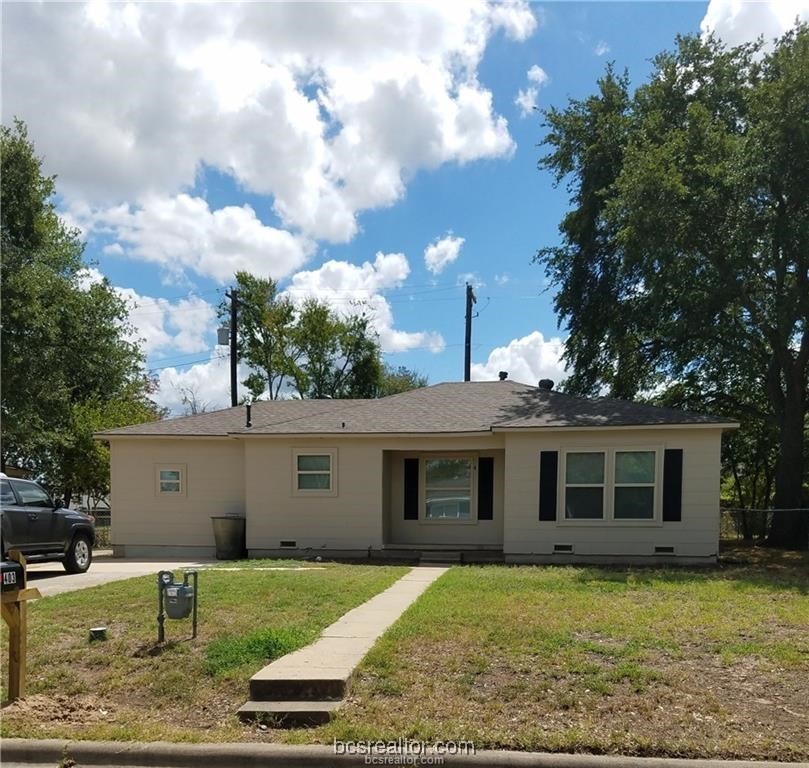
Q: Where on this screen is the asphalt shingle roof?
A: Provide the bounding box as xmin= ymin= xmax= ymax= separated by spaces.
xmin=99 ymin=381 xmax=733 ymax=438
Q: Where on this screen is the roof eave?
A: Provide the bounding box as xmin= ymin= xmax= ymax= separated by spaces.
xmin=227 ymin=429 xmax=495 ymax=439
xmin=492 ymin=422 xmax=739 ymax=432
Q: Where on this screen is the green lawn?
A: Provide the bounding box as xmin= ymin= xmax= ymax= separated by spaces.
xmin=1 ymin=563 xmax=407 ymax=742
xmin=2 ymin=554 xmax=807 ymax=760
xmin=317 ymin=553 xmax=809 ymax=761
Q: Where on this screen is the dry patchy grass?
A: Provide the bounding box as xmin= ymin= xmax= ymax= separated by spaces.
xmin=1 ymin=563 xmax=407 ymax=742
xmin=3 ymin=553 xmax=807 ymax=761
xmin=319 ymin=555 xmax=809 ymax=761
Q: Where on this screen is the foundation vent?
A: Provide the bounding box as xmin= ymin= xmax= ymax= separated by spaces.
xmin=553 ymin=543 xmax=574 ymax=553
xmin=280 ymin=540 xmax=297 ymax=548
xmin=654 ymin=545 xmax=675 ymax=555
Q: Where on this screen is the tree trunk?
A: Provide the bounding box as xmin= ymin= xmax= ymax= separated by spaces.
xmin=63 ymin=486 xmax=73 ymax=509
xmin=767 ymin=384 xmax=808 ymax=550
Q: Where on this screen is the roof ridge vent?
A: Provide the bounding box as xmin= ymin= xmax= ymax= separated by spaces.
xmin=538 ymin=379 xmax=554 ymax=391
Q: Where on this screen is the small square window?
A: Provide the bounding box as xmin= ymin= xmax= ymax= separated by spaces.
xmin=156 ymin=465 xmax=185 ymax=496
xmin=293 ymin=450 xmax=336 ymax=495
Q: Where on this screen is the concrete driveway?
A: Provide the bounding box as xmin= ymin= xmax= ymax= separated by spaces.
xmin=25 ymin=553 xmax=217 ymax=597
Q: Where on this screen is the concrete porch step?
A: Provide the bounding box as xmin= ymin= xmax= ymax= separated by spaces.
xmin=249 ymin=670 xmax=349 ymax=701
xmin=419 ymin=550 xmax=462 ymax=564
xmin=237 ymin=699 xmax=341 ymax=727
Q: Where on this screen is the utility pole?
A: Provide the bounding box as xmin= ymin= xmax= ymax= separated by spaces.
xmin=464 ymin=282 xmax=476 ymax=382
xmin=225 ymin=288 xmax=239 ymax=407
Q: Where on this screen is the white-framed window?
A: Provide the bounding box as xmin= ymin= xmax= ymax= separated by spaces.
xmin=422 ymin=456 xmax=475 ymax=522
xmin=560 ymin=448 xmax=661 ymax=523
xmin=614 ymin=450 xmax=656 ymax=519
xmin=564 ymin=451 xmax=606 ymax=519
xmin=156 ymin=464 xmax=186 ymax=496
xmin=292 ymin=449 xmax=337 ymax=496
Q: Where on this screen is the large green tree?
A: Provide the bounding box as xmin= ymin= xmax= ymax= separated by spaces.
xmin=224 ymin=272 xmax=383 ymax=400
xmin=377 ymin=364 xmax=428 ymax=397
xmin=1 ymin=120 xmax=160 ymax=504
xmin=537 ymin=26 xmax=809 ymax=548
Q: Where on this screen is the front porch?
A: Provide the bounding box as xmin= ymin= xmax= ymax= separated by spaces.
xmin=381 ymin=449 xmax=505 ymax=551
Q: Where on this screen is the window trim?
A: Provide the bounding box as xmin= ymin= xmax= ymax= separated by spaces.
xmin=558 ymin=446 xmax=663 ymax=526
xmin=614 ymin=450 xmax=657 ymax=521
xmin=292 ymin=448 xmax=338 ymax=497
xmin=419 ymin=453 xmax=478 ymax=525
xmin=562 ymin=449 xmax=607 ymax=521
xmin=155 ymin=464 xmax=187 ymax=497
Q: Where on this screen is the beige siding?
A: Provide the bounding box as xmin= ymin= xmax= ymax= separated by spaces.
xmin=502 ymin=428 xmax=723 ymax=559
xmin=245 ymin=438 xmax=384 ymax=551
xmin=244 ymin=435 xmax=504 ymax=553
xmin=109 ymin=438 xmax=245 ymax=555
xmin=108 ymin=427 xmax=722 ymax=560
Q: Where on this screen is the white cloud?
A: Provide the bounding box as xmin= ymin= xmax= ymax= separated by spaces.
xmin=4 ymin=2 xmax=536 ymax=245
xmin=76 ymin=267 xmax=105 ymax=290
xmin=282 ymin=253 xmax=445 ymax=354
xmin=457 ymin=272 xmax=485 ymax=290
xmin=76 ymin=268 xmax=215 ymax=355
xmin=701 ymin=0 xmax=808 ymax=46
xmin=494 ymin=273 xmax=510 ymax=286
xmin=155 ymin=355 xmax=233 ymax=415
xmin=471 ymin=331 xmax=566 ymax=386
xmin=89 ymin=194 xmax=313 ymax=283
xmin=516 ymin=64 xmax=549 ymax=117
xmin=515 ymin=87 xmax=539 ymax=117
xmin=527 ymin=64 xmax=549 ymax=86
xmin=424 ymin=234 xmax=465 ymax=274
xmin=114 ymin=287 xmax=217 ymax=356
xmin=594 ymin=41 xmax=610 ymax=56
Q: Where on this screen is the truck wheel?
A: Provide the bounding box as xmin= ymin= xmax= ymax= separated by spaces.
xmin=64 ymin=535 xmax=93 ymax=573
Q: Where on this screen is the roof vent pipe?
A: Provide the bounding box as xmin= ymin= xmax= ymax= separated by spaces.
xmin=498 ymin=371 xmax=508 ymax=381
xmin=245 ymin=403 xmax=252 ymax=428
xmin=538 ymin=379 xmax=554 ymax=391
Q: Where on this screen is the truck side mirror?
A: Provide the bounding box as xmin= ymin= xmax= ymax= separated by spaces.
xmin=53 ymin=498 xmax=63 ymax=510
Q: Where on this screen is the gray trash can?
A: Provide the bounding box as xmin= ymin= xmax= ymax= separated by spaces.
xmin=211 ymin=515 xmax=246 ymax=560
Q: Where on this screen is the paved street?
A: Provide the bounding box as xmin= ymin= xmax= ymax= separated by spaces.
xmin=25 ymin=554 xmax=217 ymax=597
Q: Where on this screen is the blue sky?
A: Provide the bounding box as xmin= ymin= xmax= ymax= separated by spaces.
xmin=3 ymin=0 xmax=799 ymax=412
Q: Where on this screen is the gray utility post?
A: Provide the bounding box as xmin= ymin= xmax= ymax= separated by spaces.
xmin=225 ymin=289 xmax=239 ymax=407
xmin=464 ymin=282 xmax=476 ymax=382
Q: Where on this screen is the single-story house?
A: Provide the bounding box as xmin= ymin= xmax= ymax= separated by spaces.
xmin=99 ymin=380 xmax=738 ymax=564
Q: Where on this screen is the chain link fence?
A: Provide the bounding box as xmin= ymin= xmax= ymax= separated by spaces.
xmin=721 ymin=507 xmax=809 ymax=542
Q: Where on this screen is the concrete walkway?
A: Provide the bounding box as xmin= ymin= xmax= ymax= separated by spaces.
xmin=239 ymin=566 xmax=447 ymax=725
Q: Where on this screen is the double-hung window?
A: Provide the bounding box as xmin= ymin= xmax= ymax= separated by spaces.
xmin=614 ymin=451 xmax=656 ymax=519
xmin=564 ymin=451 xmax=606 ymax=519
xmin=293 ymin=450 xmax=337 ymax=496
xmin=562 ymin=449 xmax=660 ymax=522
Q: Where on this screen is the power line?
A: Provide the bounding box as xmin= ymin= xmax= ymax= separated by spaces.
xmin=147 ymin=353 xmax=228 ymax=373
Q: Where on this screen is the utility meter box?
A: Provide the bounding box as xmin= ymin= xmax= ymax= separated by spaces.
xmin=158 ymin=570 xmax=195 ymax=620
xmin=1 ymin=560 xmax=24 ymax=592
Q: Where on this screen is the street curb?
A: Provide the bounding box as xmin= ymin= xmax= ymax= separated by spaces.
xmin=1 ymin=740 xmax=806 ymax=768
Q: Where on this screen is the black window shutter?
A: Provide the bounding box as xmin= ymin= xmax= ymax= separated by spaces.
xmin=478 ymin=457 xmax=494 ymax=520
xmin=663 ymin=449 xmax=683 ymax=522
xmin=539 ymin=451 xmax=558 ymax=521
xmin=403 ymin=458 xmax=419 ymax=520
